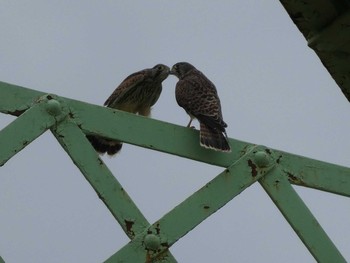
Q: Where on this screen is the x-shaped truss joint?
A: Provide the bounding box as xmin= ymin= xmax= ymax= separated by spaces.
xmin=246 ymin=146 xmax=277 ymax=177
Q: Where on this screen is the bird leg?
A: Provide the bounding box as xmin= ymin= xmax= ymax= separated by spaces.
xmin=186 ymin=116 xmax=195 ymax=129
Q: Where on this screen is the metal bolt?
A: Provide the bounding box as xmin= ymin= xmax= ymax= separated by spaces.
xmin=144 ymin=234 xmax=161 ymax=250
xmin=46 ymin=99 xmax=61 ymax=116
xmin=254 ymin=151 xmax=270 ymax=168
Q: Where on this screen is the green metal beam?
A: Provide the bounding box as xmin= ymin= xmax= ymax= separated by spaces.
xmin=260 ymin=168 xmax=346 ymax=263
xmin=1 ymin=81 xmax=350 ymax=195
xmin=52 ymin=119 xmax=149 ymax=237
xmin=0 ymin=94 xmax=67 ymax=166
xmin=275 ymin=150 xmax=350 ymax=197
xmin=106 ymin=147 xmax=275 ymax=262
xmin=0 ymin=81 xmax=45 ymax=115
xmin=0 ymin=81 xmax=249 ymax=166
xmin=1 ymin=81 xmax=350 ymax=262
xmin=51 ymin=118 xmax=178 ymax=262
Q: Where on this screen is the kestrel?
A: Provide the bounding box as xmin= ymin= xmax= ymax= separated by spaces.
xmin=170 ymin=62 xmax=231 ymax=152
xmin=87 ymin=64 xmax=170 ymax=155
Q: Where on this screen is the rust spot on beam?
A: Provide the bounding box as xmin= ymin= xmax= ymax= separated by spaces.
xmin=286 ymin=171 xmax=306 ymax=186
xmin=265 ymin=148 xmax=272 ymax=155
xmin=161 ymin=242 xmax=169 ymax=248
xmin=248 ymin=159 xmax=257 ymax=177
xmin=276 ymin=155 xmax=282 ymax=164
xmin=7 ymin=109 xmax=26 ymax=116
xmin=124 ymin=219 xmax=135 ymax=237
xmin=274 ymin=180 xmax=280 ymax=190
xmin=155 ymin=223 xmax=161 ymax=235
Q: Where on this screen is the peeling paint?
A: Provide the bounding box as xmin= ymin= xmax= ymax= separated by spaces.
xmin=160 ymin=242 xmax=169 ymax=248
xmin=276 ymin=155 xmax=282 ymax=164
xmin=247 ymin=159 xmax=257 ymax=177
xmin=286 ymin=171 xmax=306 ymax=186
xmin=125 ymin=219 xmax=135 ymax=237
xmin=7 ymin=109 xmax=25 ymax=116
xmin=97 ymin=158 xmax=103 ymax=166
xmin=155 ymin=223 xmax=161 ymax=235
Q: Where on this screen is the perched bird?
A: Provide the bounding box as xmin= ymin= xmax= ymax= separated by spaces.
xmin=170 ymin=62 xmax=231 ymax=152
xmin=87 ymin=64 xmax=170 ymax=155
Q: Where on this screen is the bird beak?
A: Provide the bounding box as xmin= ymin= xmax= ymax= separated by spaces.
xmin=169 ymin=68 xmax=175 ymax=75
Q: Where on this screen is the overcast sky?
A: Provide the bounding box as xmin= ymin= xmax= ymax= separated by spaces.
xmin=1 ymin=1 xmax=350 ymax=262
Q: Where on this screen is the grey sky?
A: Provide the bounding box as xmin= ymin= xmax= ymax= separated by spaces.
xmin=1 ymin=1 xmax=349 ymax=262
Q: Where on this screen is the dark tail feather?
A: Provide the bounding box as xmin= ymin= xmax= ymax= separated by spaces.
xmin=199 ymin=123 xmax=231 ymax=152
xmin=86 ymin=135 xmax=122 ymax=155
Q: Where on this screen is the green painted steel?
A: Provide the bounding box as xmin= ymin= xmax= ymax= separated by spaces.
xmin=106 ymin=147 xmax=275 ymax=262
xmin=1 ymin=81 xmax=350 ymax=262
xmin=52 ymin=119 xmax=150 ymax=237
xmin=261 ymin=169 xmax=346 ymax=262
xmin=275 ymin=150 xmax=350 ymax=197
xmin=0 ymin=82 xmax=45 ymax=115
xmin=2 ymin=82 xmax=350 ymax=193
xmin=52 ymin=119 xmax=178 ymax=262
xmin=0 ymin=94 xmax=67 ymax=166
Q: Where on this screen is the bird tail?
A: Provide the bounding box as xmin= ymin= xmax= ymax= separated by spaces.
xmin=199 ymin=123 xmax=231 ymax=152
xmin=86 ymin=135 xmax=122 ymax=155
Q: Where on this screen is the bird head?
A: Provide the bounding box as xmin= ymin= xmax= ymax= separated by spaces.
xmin=152 ymin=64 xmax=170 ymax=81
xmin=170 ymin=62 xmax=196 ymax=79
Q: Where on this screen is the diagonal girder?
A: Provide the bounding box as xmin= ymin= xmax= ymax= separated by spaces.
xmin=51 ymin=119 xmax=178 ymax=262
xmin=274 ymin=150 xmax=350 ymax=197
xmin=260 ymin=168 xmax=346 ymax=263
xmin=105 ymin=147 xmax=275 ymax=262
xmin=52 ymin=119 xmax=149 ymax=236
xmin=0 ymin=94 xmax=67 ymax=166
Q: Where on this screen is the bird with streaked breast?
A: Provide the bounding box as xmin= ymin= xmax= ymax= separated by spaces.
xmin=87 ymin=64 xmax=170 ymax=155
xmin=170 ymin=62 xmax=231 ymax=152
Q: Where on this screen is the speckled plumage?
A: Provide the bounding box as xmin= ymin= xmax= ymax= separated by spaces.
xmin=170 ymin=62 xmax=231 ymax=152
xmin=87 ymin=64 xmax=170 ymax=155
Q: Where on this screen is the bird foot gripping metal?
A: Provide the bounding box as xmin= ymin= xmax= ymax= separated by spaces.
xmin=0 ymin=81 xmax=349 ymax=262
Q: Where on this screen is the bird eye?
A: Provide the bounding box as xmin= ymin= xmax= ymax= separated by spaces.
xmin=157 ymin=65 xmax=163 ymax=70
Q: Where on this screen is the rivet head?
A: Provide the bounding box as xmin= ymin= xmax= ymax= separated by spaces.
xmin=46 ymin=99 xmax=61 ymax=116
xmin=254 ymin=151 xmax=270 ymax=168
xmin=144 ymin=234 xmax=161 ymax=250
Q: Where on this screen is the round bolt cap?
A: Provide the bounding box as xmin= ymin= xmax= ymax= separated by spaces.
xmin=144 ymin=234 xmax=161 ymax=250
xmin=46 ymin=99 xmax=61 ymax=116
xmin=254 ymin=151 xmax=270 ymax=168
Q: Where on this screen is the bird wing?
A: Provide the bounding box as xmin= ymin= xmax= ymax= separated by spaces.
xmin=176 ymin=72 xmax=227 ymax=131
xmin=104 ymin=70 xmax=147 ymax=107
